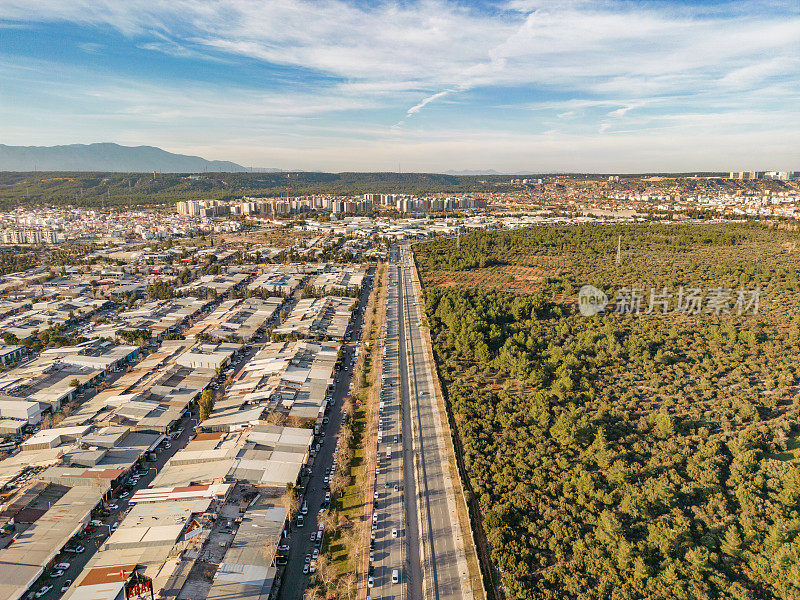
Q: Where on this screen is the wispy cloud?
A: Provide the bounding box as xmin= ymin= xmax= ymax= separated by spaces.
xmin=406 ymin=90 xmax=452 ymax=116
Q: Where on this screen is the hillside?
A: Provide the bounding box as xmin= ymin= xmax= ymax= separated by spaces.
xmin=0 ymin=143 xmax=251 ymax=173
xmin=0 ymin=171 xmax=524 ymax=209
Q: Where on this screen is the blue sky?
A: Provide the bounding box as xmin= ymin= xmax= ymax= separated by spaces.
xmin=1 ymin=0 xmax=799 ymax=172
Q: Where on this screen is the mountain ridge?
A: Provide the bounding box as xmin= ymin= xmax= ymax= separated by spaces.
xmin=0 ymin=143 xmax=279 ymax=173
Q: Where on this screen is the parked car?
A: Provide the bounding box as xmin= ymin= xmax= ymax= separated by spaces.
xmin=107 ymin=504 xmax=119 ymax=510
xmin=51 ymin=570 xmax=64 ymax=578
xmin=54 ymin=562 xmax=70 ymax=570
xmin=35 ymin=586 xmax=52 ymax=598
xmin=61 ymin=580 xmax=72 ymax=593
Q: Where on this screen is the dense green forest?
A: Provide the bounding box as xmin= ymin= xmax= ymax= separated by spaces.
xmin=416 ymin=223 xmax=800 ymax=600
xmin=0 ymin=171 xmax=524 ymax=209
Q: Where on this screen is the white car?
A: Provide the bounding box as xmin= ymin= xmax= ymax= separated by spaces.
xmin=60 ymin=580 xmax=72 ymax=593
xmin=392 ymin=528 xmax=398 ymax=538
xmin=107 ymin=503 xmax=119 ymax=510
xmin=54 ymin=563 xmax=70 ymax=570
xmin=35 ymin=586 xmax=52 ymax=598
xmin=368 ymin=577 xmax=374 ymax=588
xmin=302 ymin=564 xmax=309 ymax=575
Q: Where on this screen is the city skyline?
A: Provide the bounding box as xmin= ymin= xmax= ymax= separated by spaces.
xmin=2 ymin=0 xmax=799 ymax=172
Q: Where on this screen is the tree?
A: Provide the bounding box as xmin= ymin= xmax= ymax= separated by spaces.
xmin=69 ymin=378 xmax=81 ymax=388
xmin=199 ymin=389 xmax=214 ymax=420
xmin=283 ymin=482 xmax=299 ymax=518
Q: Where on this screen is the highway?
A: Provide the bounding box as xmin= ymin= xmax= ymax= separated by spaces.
xmin=395 ymin=246 xmax=470 ymax=600
xmin=368 ymin=252 xmax=415 ymax=600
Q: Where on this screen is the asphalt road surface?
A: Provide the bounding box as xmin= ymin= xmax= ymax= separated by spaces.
xmin=396 ymin=247 xmax=468 ymax=600
xmin=368 ymin=254 xmax=413 ymax=600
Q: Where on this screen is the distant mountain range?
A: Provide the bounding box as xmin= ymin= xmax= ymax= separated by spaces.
xmin=0 ymin=143 xmax=279 ymax=173
xmin=444 ymin=169 xmax=503 ymax=175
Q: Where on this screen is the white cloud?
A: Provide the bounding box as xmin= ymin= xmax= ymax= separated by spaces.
xmin=1 ymin=0 xmax=799 ymax=169
xmin=406 ymin=90 xmax=453 ymax=116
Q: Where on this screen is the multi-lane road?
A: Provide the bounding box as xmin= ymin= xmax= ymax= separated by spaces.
xmin=277 ymin=251 xmax=474 ymax=600
xmin=391 ymin=245 xmax=471 ymax=600
xmin=368 ymin=254 xmax=418 ymax=600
